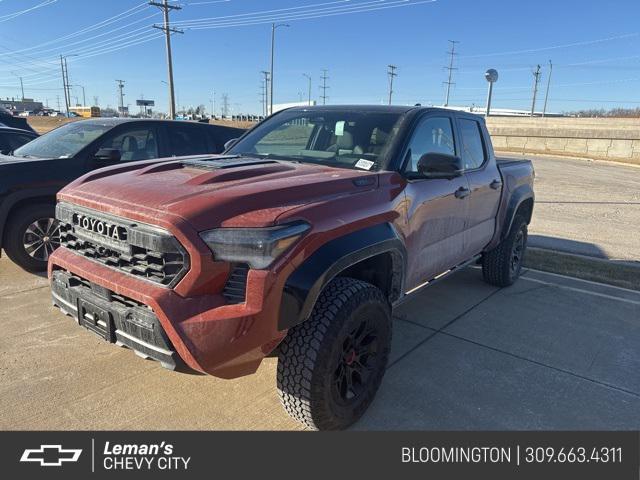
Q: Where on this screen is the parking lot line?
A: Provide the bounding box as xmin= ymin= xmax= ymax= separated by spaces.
xmin=520 ymin=275 xmax=640 ymax=306
xmin=525 ymin=267 xmax=640 ymax=295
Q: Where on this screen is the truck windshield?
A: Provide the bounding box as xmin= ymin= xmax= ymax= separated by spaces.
xmin=13 ymin=121 xmax=112 ymax=159
xmin=227 ymin=110 xmax=403 ymax=171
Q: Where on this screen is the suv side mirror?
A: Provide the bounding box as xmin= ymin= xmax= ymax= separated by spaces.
xmin=417 ymin=152 xmax=463 ymax=178
xmin=93 ymin=148 xmax=121 ymax=164
xmin=224 ymin=138 xmax=238 ymax=151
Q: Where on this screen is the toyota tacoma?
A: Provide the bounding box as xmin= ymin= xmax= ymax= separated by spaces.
xmin=49 ymin=106 xmax=534 ymax=430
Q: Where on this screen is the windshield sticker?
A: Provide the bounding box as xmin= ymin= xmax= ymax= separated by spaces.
xmin=335 ymin=121 xmax=345 ymax=136
xmin=355 ymin=159 xmax=375 ymax=170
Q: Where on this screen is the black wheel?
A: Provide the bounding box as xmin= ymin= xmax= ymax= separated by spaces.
xmin=277 ymin=277 xmax=392 ymax=430
xmin=3 ymin=203 xmax=60 ymax=272
xmin=482 ymin=215 xmax=528 ymax=287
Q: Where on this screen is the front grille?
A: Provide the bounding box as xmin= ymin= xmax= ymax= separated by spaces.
xmin=223 ymin=263 xmax=249 ymax=304
xmin=56 ymin=203 xmax=189 ymax=288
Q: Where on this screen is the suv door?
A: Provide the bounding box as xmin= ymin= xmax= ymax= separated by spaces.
xmin=456 ymin=116 xmax=501 ymax=258
xmin=402 ymin=113 xmax=471 ymax=289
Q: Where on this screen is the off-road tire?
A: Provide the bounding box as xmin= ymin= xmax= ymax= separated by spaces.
xmin=277 ymin=277 xmax=392 ymax=430
xmin=482 ymin=215 xmax=528 ymax=287
xmin=3 ymin=203 xmax=59 ymax=272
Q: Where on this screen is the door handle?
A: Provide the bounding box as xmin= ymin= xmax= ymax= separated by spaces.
xmin=454 ymin=187 xmax=470 ymax=199
xmin=490 ymin=179 xmax=502 ymax=190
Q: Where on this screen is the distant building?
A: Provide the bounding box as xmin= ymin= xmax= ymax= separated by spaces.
xmin=0 ymin=98 xmax=44 ymax=114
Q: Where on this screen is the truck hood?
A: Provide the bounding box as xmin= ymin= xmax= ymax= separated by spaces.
xmin=59 ymin=156 xmax=379 ymax=231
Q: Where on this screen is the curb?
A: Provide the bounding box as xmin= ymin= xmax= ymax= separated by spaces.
xmin=523 ymin=247 xmax=640 ymax=291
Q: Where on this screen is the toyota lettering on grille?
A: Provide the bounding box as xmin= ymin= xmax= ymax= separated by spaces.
xmin=73 ymin=213 xmax=127 ymax=242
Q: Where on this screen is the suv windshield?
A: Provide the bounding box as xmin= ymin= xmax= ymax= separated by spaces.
xmin=13 ymin=121 xmax=112 ymax=159
xmin=227 ymin=110 xmax=403 ymax=171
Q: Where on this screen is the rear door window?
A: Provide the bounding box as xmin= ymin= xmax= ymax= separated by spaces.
xmin=458 ymin=119 xmax=486 ymax=170
xmin=168 ymin=124 xmax=209 ymax=156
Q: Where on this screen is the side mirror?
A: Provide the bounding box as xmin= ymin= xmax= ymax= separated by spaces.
xmin=224 ymin=138 xmax=238 ymax=151
xmin=93 ymin=148 xmax=121 ymax=164
xmin=417 ymin=152 xmax=463 ymax=178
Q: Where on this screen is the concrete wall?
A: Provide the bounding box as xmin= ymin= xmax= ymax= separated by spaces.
xmin=485 ymin=117 xmax=640 ymax=164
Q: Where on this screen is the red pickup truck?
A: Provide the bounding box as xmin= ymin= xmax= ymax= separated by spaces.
xmin=49 ymin=106 xmax=534 ymax=430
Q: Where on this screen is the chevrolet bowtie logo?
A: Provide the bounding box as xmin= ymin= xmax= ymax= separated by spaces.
xmin=20 ymin=445 xmax=82 ymax=467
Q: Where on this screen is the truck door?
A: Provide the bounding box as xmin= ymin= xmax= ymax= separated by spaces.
xmin=401 ymin=113 xmax=471 ymax=290
xmin=456 ymin=116 xmax=502 ymax=258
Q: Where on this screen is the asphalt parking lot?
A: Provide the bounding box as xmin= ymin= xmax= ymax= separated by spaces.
xmin=1 ymin=255 xmax=638 ymax=430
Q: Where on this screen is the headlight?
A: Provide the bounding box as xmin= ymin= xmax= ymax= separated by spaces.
xmin=199 ymin=222 xmax=310 ymax=269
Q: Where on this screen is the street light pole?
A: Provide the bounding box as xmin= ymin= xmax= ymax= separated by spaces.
xmin=269 ymin=23 xmax=289 ymax=116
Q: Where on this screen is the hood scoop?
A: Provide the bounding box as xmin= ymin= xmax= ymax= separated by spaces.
xmin=182 ymin=156 xmax=279 ymax=171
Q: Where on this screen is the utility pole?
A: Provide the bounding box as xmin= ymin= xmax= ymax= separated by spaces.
xmin=530 ymin=64 xmax=541 ymax=117
xmin=320 ymin=69 xmax=329 ymax=105
xmin=59 ymin=55 xmax=69 ymax=116
xmin=12 ymin=73 xmax=25 ymax=101
xmin=93 ymin=96 xmax=99 ymax=107
xmin=221 ymin=93 xmax=229 ymax=119
xmin=302 ymin=73 xmax=312 ymax=106
xmin=269 ymin=23 xmax=289 ymax=116
xmin=387 ymin=65 xmax=397 ymax=105
xmin=150 ymin=0 xmax=183 ymax=120
xmin=64 ymin=57 xmax=72 ymax=111
xmin=116 ymin=79 xmax=126 ymax=117
xmin=542 ymin=60 xmax=553 ymax=117
xmin=56 ymin=95 xmax=60 ymax=111
xmin=443 ymin=40 xmax=459 ymax=106
xmin=260 ymin=70 xmax=269 ymax=116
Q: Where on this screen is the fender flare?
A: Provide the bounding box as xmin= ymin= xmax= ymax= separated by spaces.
xmin=278 ymin=222 xmax=406 ymax=331
xmin=0 ymin=186 xmax=59 ymax=249
xmin=502 ymin=185 xmax=534 ymax=240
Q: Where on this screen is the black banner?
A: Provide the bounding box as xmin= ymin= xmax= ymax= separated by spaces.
xmin=0 ymin=431 xmax=637 ymax=479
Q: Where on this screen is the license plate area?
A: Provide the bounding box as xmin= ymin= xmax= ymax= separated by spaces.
xmin=78 ymin=299 xmax=114 ymax=342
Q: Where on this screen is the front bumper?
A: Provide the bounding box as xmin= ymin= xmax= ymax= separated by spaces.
xmin=49 ymin=247 xmax=287 ymax=378
xmin=51 ymin=269 xmax=186 ymax=371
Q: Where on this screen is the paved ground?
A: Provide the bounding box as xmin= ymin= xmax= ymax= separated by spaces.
xmin=519 ymin=153 xmax=640 ymax=262
xmin=1 ymin=255 xmax=638 ymax=430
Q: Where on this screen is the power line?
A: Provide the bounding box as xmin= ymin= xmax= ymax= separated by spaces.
xmin=320 ymin=69 xmax=329 ymax=105
xmin=387 ymin=64 xmax=397 ymax=105
xmin=461 ymin=32 xmax=639 ymax=59
xmin=178 ymin=0 xmax=437 ymax=30
xmin=150 ymin=0 xmax=183 ymax=120
xmin=443 ymin=40 xmax=458 ymax=106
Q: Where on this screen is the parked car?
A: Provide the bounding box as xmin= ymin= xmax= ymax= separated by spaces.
xmin=0 ymin=106 xmax=36 ymax=133
xmin=0 ymin=127 xmax=38 ymax=155
xmin=0 ymin=118 xmax=245 ymax=271
xmin=49 ymin=105 xmax=534 ymax=430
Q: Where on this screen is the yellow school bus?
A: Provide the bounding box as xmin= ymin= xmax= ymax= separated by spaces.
xmin=70 ymin=106 xmax=101 ymax=118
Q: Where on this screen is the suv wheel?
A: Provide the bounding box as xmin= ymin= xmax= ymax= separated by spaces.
xmin=277 ymin=277 xmax=392 ymax=430
xmin=4 ymin=203 xmax=60 ymax=272
xmin=482 ymin=215 xmax=528 ymax=287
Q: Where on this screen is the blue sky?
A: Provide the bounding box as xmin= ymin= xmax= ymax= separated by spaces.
xmin=0 ymin=0 xmax=639 ymax=114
